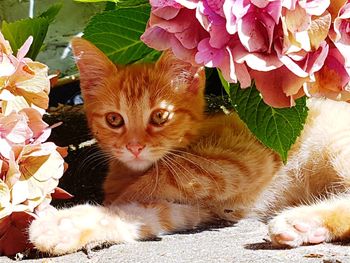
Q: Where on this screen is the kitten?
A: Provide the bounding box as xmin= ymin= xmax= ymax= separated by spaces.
xmin=29 ymin=38 xmax=350 ymax=255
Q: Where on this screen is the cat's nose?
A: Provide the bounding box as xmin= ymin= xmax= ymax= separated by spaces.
xmin=126 ymin=143 xmax=145 ymax=157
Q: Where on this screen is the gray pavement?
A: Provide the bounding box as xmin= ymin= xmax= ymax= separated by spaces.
xmin=1 ymin=219 xmax=349 ymax=263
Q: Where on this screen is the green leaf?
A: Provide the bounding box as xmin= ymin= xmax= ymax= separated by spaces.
xmin=228 ymin=83 xmax=308 ymax=162
xmin=2 ymin=18 xmax=49 ymax=60
xmin=1 ymin=4 xmax=61 ymax=60
xmin=75 ymin=0 xmax=148 ymax=6
xmin=83 ymin=5 xmax=154 ymax=64
xmin=114 ymin=0 xmax=149 ymax=8
xmin=104 ymin=2 xmax=117 ymax=11
xmin=104 ymin=0 xmax=148 ymax=11
xmin=39 ymin=3 xmax=63 ymax=23
xmin=135 ymin=50 xmax=161 ymax=63
xmin=75 ymin=0 xmax=118 ymax=3
xmin=217 ymin=69 xmax=230 ymax=95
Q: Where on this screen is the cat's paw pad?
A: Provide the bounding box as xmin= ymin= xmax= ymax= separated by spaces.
xmin=29 ymin=211 xmax=91 ymax=255
xmin=268 ymin=211 xmax=329 ymax=247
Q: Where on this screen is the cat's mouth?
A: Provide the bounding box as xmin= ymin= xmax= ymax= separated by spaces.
xmin=114 ymin=147 xmax=156 ymax=171
xmin=123 ymin=158 xmax=153 ymax=171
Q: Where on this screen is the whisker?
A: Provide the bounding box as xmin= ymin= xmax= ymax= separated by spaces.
xmin=148 ymin=145 xmax=224 ymax=193
xmin=163 ymin=155 xmax=203 ymax=201
xmin=162 ymin=155 xmax=202 ymax=214
xmin=149 ymin=162 xmax=159 ymax=198
xmin=161 ymin=157 xmax=188 ymax=202
xmin=164 ymin=155 xmax=193 ymax=185
xmin=171 ymin=149 xmax=227 ymax=172
xmin=73 ymin=148 xmax=112 ymax=176
xmin=167 ymin=151 xmax=221 ymax=193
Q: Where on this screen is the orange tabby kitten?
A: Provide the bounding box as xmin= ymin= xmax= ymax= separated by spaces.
xmin=29 ymin=38 xmax=350 ymax=255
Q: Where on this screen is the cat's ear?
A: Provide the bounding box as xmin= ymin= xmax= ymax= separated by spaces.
xmin=155 ymin=50 xmax=205 ymax=94
xmin=71 ymin=37 xmax=117 ymax=98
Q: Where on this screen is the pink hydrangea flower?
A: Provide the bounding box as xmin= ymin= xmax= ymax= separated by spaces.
xmin=142 ymin=0 xmax=350 ymax=107
xmin=330 ymin=1 xmax=350 ymax=75
xmin=305 ymin=47 xmax=350 ymax=100
xmin=141 ymin=2 xmax=209 ymax=63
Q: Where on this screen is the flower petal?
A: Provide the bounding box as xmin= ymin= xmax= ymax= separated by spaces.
xmin=141 ymin=27 xmax=173 ymax=50
xmin=0 ymin=179 xmax=11 ymax=219
xmin=16 ymin=36 xmax=33 ymax=61
xmin=0 ymin=212 xmax=34 ymax=256
xmin=251 ymin=66 xmax=306 ymax=107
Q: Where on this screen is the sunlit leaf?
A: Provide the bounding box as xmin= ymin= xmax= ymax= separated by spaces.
xmin=83 ymin=4 xmax=155 ymax=64
xmin=219 ymin=76 xmax=308 ymax=162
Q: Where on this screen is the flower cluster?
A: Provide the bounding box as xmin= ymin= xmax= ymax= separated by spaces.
xmin=142 ymin=0 xmax=350 ymax=107
xmin=0 ymin=32 xmax=68 ymax=256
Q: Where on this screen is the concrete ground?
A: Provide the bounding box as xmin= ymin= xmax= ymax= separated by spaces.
xmin=1 ymin=218 xmax=349 ymax=263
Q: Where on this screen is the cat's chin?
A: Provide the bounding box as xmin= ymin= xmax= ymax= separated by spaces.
xmin=123 ymin=159 xmax=153 ymax=171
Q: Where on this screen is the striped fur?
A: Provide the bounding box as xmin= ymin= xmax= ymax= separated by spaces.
xmin=29 ymin=38 xmax=350 ymax=255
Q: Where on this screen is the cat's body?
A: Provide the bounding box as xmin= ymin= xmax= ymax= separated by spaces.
xmin=29 ymin=38 xmax=350 ymax=255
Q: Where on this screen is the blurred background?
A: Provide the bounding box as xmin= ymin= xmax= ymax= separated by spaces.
xmin=0 ymin=0 xmax=107 ymax=106
xmin=0 ymin=0 xmax=103 ymax=76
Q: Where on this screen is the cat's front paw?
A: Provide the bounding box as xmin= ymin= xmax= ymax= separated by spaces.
xmin=29 ymin=205 xmax=97 ymax=255
xmin=268 ymin=208 xmax=330 ymax=247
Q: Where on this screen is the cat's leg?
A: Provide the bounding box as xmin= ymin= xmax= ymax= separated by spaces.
xmin=268 ymin=193 xmax=350 ymax=247
xmin=29 ymin=202 xmax=211 ymax=255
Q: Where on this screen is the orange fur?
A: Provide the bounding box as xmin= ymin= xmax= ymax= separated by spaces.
xmin=28 ymin=38 xmax=350 ymax=255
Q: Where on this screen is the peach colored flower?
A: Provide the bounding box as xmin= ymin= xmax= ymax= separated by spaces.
xmin=0 ymin=109 xmax=50 ymax=159
xmin=0 ymin=179 xmax=11 ymax=219
xmin=0 ymin=31 xmax=70 ymax=256
xmin=0 ymin=32 xmax=50 ymax=115
xmin=0 ymin=112 xmax=33 ymax=160
xmin=0 ymin=143 xmax=68 ymax=254
xmin=5 ymin=143 xmax=65 ymax=211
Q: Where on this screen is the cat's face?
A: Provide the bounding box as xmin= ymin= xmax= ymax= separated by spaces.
xmin=71 ymin=38 xmax=205 ymax=171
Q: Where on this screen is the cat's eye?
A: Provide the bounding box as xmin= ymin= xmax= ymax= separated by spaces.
xmin=106 ymin=112 xmax=124 ymax=128
xmin=150 ymin=109 xmax=170 ymax=126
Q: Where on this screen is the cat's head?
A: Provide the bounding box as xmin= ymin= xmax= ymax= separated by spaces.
xmin=71 ymin=38 xmax=205 ymax=171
